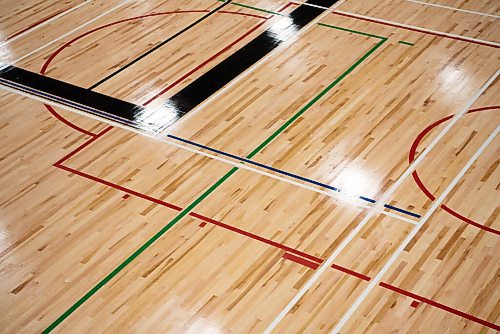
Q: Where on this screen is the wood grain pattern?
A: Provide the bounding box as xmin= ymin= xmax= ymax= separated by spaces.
xmin=0 ymin=0 xmax=498 ymax=332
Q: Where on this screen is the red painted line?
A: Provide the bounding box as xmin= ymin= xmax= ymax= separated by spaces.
xmin=332 ymin=12 xmax=500 ymax=49
xmin=55 ymin=163 xmax=183 ymax=212
xmin=5 ymin=6 xmax=69 ymax=41
xmin=44 ymin=104 xmax=97 ymax=137
xmin=56 ymin=148 xmax=327 ymax=266
xmin=142 ymin=20 xmax=267 ymax=105
xmin=53 ymin=126 xmax=112 ymax=166
xmin=189 ymin=212 xmax=324 ymax=263
xmin=122 ymin=194 xmax=130 ymax=199
xmin=42 ymin=9 xmax=267 ymax=135
xmin=278 ymin=2 xmax=295 ymax=12
xmin=409 ymin=106 xmax=500 ymax=235
xmin=331 ymin=263 xmax=371 ymax=281
xmin=380 ymin=282 xmax=500 ymax=331
xmin=199 ymin=221 xmax=207 ymax=228
xmin=410 ymin=300 xmax=420 ymax=308
xmin=282 ymin=252 xmax=320 ymax=269
xmin=218 ymin=10 xmax=267 ymax=20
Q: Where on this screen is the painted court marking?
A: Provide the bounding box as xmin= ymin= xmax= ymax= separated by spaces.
xmin=284 ymin=0 xmax=500 ymax=48
xmin=2 ymin=4 xmax=415 ymax=223
xmin=0 ymin=1 xmax=498 ymax=330
xmin=0 ymin=1 xmax=90 ymax=46
xmin=162 ymin=0 xmax=346 ymax=130
xmin=404 ymin=0 xmax=500 ymax=19
xmin=410 ymin=106 xmax=500 ymax=234
xmin=11 ymin=0 xmax=131 ymax=65
xmin=333 ymin=125 xmax=500 ymax=333
xmin=263 ymin=70 xmax=499 ymax=333
xmin=39 ymin=3 xmax=403 ymax=331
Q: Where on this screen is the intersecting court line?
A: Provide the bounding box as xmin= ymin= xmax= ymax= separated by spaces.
xmin=270 ymin=0 xmax=500 ymax=48
xmin=404 ymin=0 xmax=500 ymax=19
xmin=40 ymin=1 xmax=386 ymax=331
xmin=333 ymin=124 xmax=500 ymax=333
xmin=161 ymin=0 xmax=343 ymax=130
xmin=263 ymin=69 xmax=499 ymax=333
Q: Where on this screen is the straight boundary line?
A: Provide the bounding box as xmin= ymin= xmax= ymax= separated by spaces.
xmin=283 ymin=0 xmax=500 ymax=48
xmin=88 ymin=0 xmax=232 ymax=89
xmin=40 ymin=3 xmax=403 ymax=330
xmin=263 ymin=69 xmax=499 ymax=333
xmin=167 ymin=134 xmax=420 ymax=219
xmin=47 ymin=120 xmax=500 ymax=333
xmin=381 ymin=282 xmax=500 ymax=331
xmin=333 ymin=124 xmax=500 ymax=333
xmin=332 ymin=10 xmax=500 ymax=48
xmin=0 ymin=81 xmax=418 ymax=225
xmin=10 ymin=0 xmax=131 ymax=65
xmin=160 ymin=0 xmax=339 ymax=131
xmin=404 ymin=0 xmax=500 ymax=19
xmin=0 ymin=1 xmax=91 ymax=46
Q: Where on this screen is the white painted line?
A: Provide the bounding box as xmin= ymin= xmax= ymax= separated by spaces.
xmin=333 ymin=10 xmax=500 ymax=48
xmin=162 ymin=0 xmax=348 ymax=131
xmin=405 ymin=0 xmax=500 ymax=19
xmin=263 ymin=69 xmax=499 ymax=333
xmin=0 ymin=79 xmax=420 ymax=225
xmin=11 ymin=0 xmax=130 ymax=65
xmin=332 ymin=125 xmax=499 ymax=333
xmin=287 ymin=0 xmax=500 ymax=48
xmin=0 ymin=1 xmax=91 ymax=48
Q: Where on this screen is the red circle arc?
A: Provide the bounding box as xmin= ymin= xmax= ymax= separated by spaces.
xmin=409 ymin=106 xmax=500 ymax=235
xmin=41 ymin=9 xmax=268 ymax=136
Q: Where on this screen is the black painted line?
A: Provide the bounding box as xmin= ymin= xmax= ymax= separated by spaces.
xmin=162 ymin=0 xmax=338 ymax=120
xmin=0 ymin=64 xmax=150 ymax=129
xmin=88 ymin=0 xmax=232 ymax=90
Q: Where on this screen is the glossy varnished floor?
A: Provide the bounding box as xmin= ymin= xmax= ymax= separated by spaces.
xmin=0 ymin=0 xmax=499 ymax=333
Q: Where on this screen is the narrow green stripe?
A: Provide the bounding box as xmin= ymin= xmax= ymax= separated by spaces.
xmin=218 ymin=0 xmax=286 ymax=16
xmin=43 ymin=167 xmax=238 ymax=333
xmin=44 ymin=25 xmax=388 ymax=333
xmin=398 ymin=40 xmax=415 ymax=46
xmin=318 ymin=22 xmax=386 ymax=40
xmin=246 ymin=37 xmax=386 ymax=159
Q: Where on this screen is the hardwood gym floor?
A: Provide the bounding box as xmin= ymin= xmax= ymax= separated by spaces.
xmin=0 ymin=0 xmax=498 ymax=332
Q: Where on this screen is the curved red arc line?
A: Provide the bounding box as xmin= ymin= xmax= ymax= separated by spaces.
xmin=41 ymin=9 xmax=267 ymax=134
xmin=410 ymin=106 xmax=500 ymax=234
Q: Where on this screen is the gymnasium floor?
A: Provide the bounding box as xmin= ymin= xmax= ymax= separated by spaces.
xmin=0 ymin=0 xmax=498 ymax=333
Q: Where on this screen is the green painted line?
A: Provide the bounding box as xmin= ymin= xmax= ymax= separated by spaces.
xmin=44 ymin=24 xmax=388 ymax=333
xmin=318 ymin=22 xmax=386 ymax=40
xmin=43 ymin=167 xmax=239 ymax=333
xmin=217 ymin=0 xmax=286 ymax=16
xmin=246 ymin=37 xmax=386 ymax=159
xmin=398 ymin=40 xmax=414 ymax=46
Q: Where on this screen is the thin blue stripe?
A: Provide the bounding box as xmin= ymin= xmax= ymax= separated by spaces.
xmin=383 ymin=204 xmax=421 ymax=218
xmin=0 ymin=77 xmax=421 ymax=220
xmin=168 ymin=134 xmax=422 ymax=219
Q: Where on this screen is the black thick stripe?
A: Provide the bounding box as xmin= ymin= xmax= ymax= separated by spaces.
xmin=0 ymin=64 xmax=147 ymax=128
xmin=165 ymin=0 xmax=338 ymax=117
xmin=88 ymin=0 xmax=231 ymax=90
xmin=0 ymin=0 xmax=337 ymax=132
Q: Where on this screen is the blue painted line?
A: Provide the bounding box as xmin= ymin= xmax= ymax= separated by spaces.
xmin=383 ymin=204 xmax=421 ymax=218
xmin=167 ymin=134 xmax=422 ymax=219
xmin=359 ymin=196 xmax=376 ymax=203
xmin=1 ymin=77 xmax=422 ymax=220
xmin=168 ymin=134 xmax=339 ymax=191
